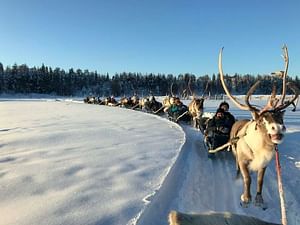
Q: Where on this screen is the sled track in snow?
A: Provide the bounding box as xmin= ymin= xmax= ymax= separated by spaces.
xmin=136 ymin=124 xmax=283 ymax=225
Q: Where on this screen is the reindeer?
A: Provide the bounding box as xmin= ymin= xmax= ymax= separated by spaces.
xmin=104 ymin=96 xmax=118 ymax=106
xmin=159 ymin=82 xmax=176 ymax=113
xmin=141 ymin=95 xmax=163 ymax=113
xmin=188 ymin=96 xmax=205 ymax=129
xmin=186 ymin=77 xmax=205 ymax=129
xmin=119 ymin=96 xmax=134 ymax=108
xmin=216 ymin=46 xmax=299 ymax=207
xmin=84 ymin=95 xmax=97 ymax=104
xmin=130 ymin=95 xmax=140 ymax=109
xmin=138 ymin=97 xmax=149 ymax=110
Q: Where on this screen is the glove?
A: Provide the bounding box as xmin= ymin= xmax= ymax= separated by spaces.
xmin=218 ymin=127 xmax=229 ymax=134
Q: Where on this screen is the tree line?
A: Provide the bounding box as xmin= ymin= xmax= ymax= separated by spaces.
xmin=0 ymin=62 xmax=299 ymax=97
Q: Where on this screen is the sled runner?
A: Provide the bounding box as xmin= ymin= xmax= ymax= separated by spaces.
xmin=168 ymin=210 xmax=281 ymax=225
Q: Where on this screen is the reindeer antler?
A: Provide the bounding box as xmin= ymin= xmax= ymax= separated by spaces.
xmin=219 ymin=47 xmax=250 ymax=111
xmin=245 ymin=81 xmax=261 ymax=113
xmin=170 ymin=82 xmax=174 ymax=97
xmin=270 ymin=83 xmax=279 ymax=107
xmin=259 ymin=83 xmax=280 ymax=113
xmin=275 ymin=82 xmax=299 ymax=111
xmin=188 ymin=77 xmax=193 ymax=97
xmin=280 ymin=44 xmax=289 ymax=105
xmin=219 ymin=47 xmax=295 ymax=119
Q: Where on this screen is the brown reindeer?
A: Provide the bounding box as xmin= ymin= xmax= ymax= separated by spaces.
xmin=188 ymin=96 xmax=204 ymax=129
xmin=119 ymin=96 xmax=134 ymax=108
xmin=216 ymin=46 xmax=299 ymax=207
xmin=187 ymin=77 xmax=205 ymax=129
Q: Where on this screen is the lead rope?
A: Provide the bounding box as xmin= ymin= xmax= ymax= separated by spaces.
xmin=275 ymin=145 xmax=287 ymax=225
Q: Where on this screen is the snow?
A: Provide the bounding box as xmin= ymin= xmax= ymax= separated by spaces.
xmin=0 ymin=97 xmax=299 ymax=225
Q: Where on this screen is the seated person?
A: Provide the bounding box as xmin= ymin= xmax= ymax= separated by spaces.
xmin=148 ymin=95 xmax=163 ymax=112
xmin=204 ymin=108 xmax=231 ymax=150
xmin=218 ymin=101 xmax=236 ymax=131
xmin=167 ymin=97 xmax=189 ymax=122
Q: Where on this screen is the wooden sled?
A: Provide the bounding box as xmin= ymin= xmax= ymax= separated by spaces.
xmin=168 ymin=211 xmax=281 ymax=225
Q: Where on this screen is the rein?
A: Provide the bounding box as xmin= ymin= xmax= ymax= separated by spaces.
xmin=275 ymin=145 xmax=288 ymax=225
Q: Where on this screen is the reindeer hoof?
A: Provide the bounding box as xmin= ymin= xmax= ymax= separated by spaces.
xmin=241 ymin=194 xmax=251 ymax=204
xmin=255 ymin=194 xmax=263 ymax=204
xmin=240 ymin=194 xmax=251 ymax=207
xmin=254 ymin=193 xmax=267 ymax=210
xmin=240 ymin=201 xmax=250 ymax=208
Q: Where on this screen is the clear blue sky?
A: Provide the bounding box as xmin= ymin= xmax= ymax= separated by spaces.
xmin=0 ymin=0 xmax=299 ymax=77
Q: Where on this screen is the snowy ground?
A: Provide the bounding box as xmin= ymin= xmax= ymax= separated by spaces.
xmin=0 ymin=97 xmax=299 ymax=225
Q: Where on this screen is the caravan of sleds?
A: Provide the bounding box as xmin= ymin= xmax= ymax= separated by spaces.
xmin=84 ymin=93 xmax=205 ymax=121
xmin=84 ymin=46 xmax=299 ymax=225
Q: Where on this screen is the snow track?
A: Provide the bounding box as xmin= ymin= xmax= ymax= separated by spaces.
xmin=136 ymin=124 xmax=285 ymax=225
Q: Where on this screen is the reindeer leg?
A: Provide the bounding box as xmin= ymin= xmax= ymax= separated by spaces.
xmin=195 ymin=118 xmax=200 ymax=130
xmin=239 ymin=162 xmax=252 ymax=206
xmin=255 ymin=167 xmax=268 ymax=209
xmin=292 ymin=101 xmax=296 ymax=112
xmin=193 ymin=117 xmax=197 ymax=128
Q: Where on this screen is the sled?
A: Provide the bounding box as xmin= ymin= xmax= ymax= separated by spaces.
xmin=168 ymin=110 xmax=190 ymax=123
xmin=175 ymin=111 xmax=190 ymax=122
xmin=203 ymin=134 xmax=231 ymax=159
xmin=168 ymin=210 xmax=281 ymax=225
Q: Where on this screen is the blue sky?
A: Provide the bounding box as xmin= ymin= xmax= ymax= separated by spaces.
xmin=0 ymin=0 xmax=299 ymax=77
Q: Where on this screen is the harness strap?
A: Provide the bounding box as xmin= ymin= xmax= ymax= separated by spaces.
xmin=233 ymin=121 xmax=255 ymax=171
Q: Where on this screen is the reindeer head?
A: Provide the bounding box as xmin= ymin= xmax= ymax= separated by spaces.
xmin=218 ymin=46 xmax=299 ymax=145
xmin=244 ymin=80 xmax=297 ymax=145
xmin=256 ymin=110 xmax=285 ymax=144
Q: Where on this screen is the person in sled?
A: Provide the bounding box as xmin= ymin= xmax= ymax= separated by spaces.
xmin=167 ymin=97 xmax=189 ymax=122
xmin=218 ymin=101 xmax=236 ymax=132
xmin=204 ymin=108 xmax=231 ymax=151
xmin=147 ymin=95 xmax=163 ymax=113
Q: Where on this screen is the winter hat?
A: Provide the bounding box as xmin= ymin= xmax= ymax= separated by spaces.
xmin=219 ymin=101 xmax=229 ymax=109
